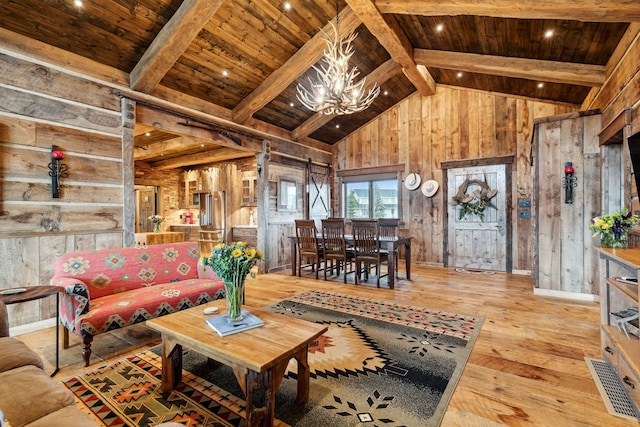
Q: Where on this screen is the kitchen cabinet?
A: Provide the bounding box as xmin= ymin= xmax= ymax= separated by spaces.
xmin=242 ymin=176 xmax=257 ymax=206
xmin=179 ymin=175 xmax=201 ymax=209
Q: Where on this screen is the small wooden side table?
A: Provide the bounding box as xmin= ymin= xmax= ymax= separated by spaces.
xmin=0 ymin=285 xmax=61 ymax=376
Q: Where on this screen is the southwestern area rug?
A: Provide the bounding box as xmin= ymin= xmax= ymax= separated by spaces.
xmin=63 ymin=289 xmax=483 ymax=427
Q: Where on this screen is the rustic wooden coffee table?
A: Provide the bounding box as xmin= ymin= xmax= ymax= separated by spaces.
xmin=146 ymin=300 xmax=327 ymax=427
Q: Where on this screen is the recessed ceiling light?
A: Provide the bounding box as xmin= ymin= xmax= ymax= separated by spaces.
xmin=456 ymin=72 xmax=463 ymax=78
xmin=222 ymin=70 xmax=229 ymax=77
xmin=73 ymin=0 xmax=83 ymax=7
xmin=383 ymin=90 xmax=388 ymax=96
xmin=436 ymin=24 xmax=444 ymax=32
xmin=284 ymin=1 xmax=291 ymax=11
xmin=201 ymin=144 xmax=205 ymax=147
xmin=290 ymin=102 xmax=294 ymax=107
xmin=538 ymin=82 xmax=544 ymax=88
xmin=145 ymin=132 xmax=151 ymax=136
xmin=544 ymin=29 xmax=554 ymax=38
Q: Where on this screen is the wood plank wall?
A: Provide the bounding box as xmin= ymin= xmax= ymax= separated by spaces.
xmin=587 ymin=26 xmax=640 ymax=128
xmin=533 ymin=113 xmax=601 ymax=294
xmin=0 ymin=55 xmax=123 ymax=327
xmin=334 ymin=86 xmax=577 ymax=271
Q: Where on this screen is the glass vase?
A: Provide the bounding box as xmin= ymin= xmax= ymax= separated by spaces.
xmin=600 ymin=232 xmax=628 ymax=248
xmin=224 ymin=278 xmax=245 ymax=323
xmin=153 ymin=222 xmax=161 ymax=233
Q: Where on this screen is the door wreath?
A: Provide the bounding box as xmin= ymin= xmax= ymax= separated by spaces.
xmin=450 ymin=178 xmax=498 ymax=221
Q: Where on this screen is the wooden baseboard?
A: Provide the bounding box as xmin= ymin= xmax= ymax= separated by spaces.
xmin=533 ymin=288 xmax=599 ymax=302
xmin=9 ymin=317 xmax=56 ymax=336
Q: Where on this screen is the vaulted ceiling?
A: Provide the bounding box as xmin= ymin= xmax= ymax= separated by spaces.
xmin=1 ymin=0 xmax=638 ymax=167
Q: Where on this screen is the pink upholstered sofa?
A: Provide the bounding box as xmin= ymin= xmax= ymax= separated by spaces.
xmin=51 ymin=241 xmax=224 ymax=366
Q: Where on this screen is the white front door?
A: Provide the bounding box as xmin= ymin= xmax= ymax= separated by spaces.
xmin=446 ymin=164 xmax=508 ymax=271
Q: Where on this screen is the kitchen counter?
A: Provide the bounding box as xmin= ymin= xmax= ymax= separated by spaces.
xmin=135 ymin=232 xmax=184 ymax=246
xmin=232 ymin=226 xmax=257 ymax=246
xmin=169 ymin=225 xmax=202 ymax=242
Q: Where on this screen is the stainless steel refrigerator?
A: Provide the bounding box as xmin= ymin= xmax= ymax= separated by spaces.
xmin=200 ymin=190 xmax=226 ymax=243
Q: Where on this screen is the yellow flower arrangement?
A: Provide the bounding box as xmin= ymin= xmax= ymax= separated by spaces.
xmin=201 ymin=242 xmax=263 ymax=321
xmin=202 ymin=241 xmax=263 ymax=283
xmin=589 ymin=208 xmax=640 ymax=248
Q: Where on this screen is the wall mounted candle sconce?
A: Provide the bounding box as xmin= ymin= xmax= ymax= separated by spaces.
xmin=48 ymin=145 xmax=68 ymax=198
xmin=562 ymin=162 xmax=577 ymax=204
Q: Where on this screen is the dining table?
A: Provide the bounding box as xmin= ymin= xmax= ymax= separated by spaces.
xmin=289 ymin=234 xmax=412 ymax=289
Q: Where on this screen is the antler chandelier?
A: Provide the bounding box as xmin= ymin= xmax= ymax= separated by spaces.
xmin=296 ymin=2 xmax=380 ymax=115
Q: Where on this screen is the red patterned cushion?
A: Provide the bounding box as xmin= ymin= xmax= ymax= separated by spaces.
xmin=75 ymin=279 xmax=224 ymax=336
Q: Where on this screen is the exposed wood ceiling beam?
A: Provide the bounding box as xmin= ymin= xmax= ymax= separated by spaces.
xmin=292 ymin=59 xmax=401 ymax=140
xmin=133 ymin=123 xmax=158 ymax=137
xmin=375 ymin=0 xmax=640 ymax=22
xmin=582 ymin=23 xmax=640 ymax=110
xmin=134 ymin=136 xmax=215 ymax=161
xmin=130 ymin=0 xmax=225 ymax=93
xmin=132 ymin=92 xmax=333 ymax=154
xmin=232 ymin=8 xmax=361 ymax=124
xmin=346 ymin=0 xmax=436 ymax=96
xmin=135 ymin=104 xmax=261 ymax=152
xmin=0 ymin=27 xmax=129 ymax=87
xmin=414 ymin=49 xmax=606 ymax=87
xmin=149 ymin=147 xmax=256 ymax=170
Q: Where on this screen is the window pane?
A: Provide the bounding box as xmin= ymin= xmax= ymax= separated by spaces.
xmin=344 ymin=178 xmax=398 ymax=219
xmin=345 ymin=182 xmax=369 ymax=218
xmin=373 ymin=179 xmax=398 ymax=218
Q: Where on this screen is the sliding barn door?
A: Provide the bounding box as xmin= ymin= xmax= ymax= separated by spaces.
xmin=446 ymin=164 xmax=508 ymax=271
xmin=308 ymin=163 xmax=331 ymax=228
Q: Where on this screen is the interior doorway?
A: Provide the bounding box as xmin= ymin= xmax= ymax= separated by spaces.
xmin=443 ymin=158 xmax=512 ymax=272
xmin=135 ymin=186 xmax=158 ymax=233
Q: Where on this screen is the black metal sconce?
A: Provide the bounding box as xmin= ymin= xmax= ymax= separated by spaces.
xmin=562 ymin=162 xmax=577 ymax=204
xmin=48 ymin=145 xmax=68 ymax=198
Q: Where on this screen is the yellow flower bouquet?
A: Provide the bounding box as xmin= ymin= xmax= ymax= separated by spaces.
xmin=202 ymin=242 xmax=263 ymax=322
xmin=589 ymin=208 xmax=640 ymax=248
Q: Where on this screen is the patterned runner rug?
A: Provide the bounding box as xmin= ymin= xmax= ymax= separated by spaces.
xmin=63 ymin=289 xmax=483 ymax=426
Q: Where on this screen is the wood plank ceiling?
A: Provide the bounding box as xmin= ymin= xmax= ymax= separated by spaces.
xmin=0 ymin=0 xmax=637 ymax=168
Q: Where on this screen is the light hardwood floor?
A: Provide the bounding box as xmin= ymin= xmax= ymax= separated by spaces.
xmin=14 ymin=265 xmax=638 ymax=426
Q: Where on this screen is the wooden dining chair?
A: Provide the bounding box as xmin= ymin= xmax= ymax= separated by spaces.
xmin=321 ymin=218 xmax=353 ymax=283
xmin=295 ymin=219 xmax=323 ymax=279
xmin=378 ymin=218 xmax=400 ymax=278
xmin=352 ymin=220 xmax=389 ymax=287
